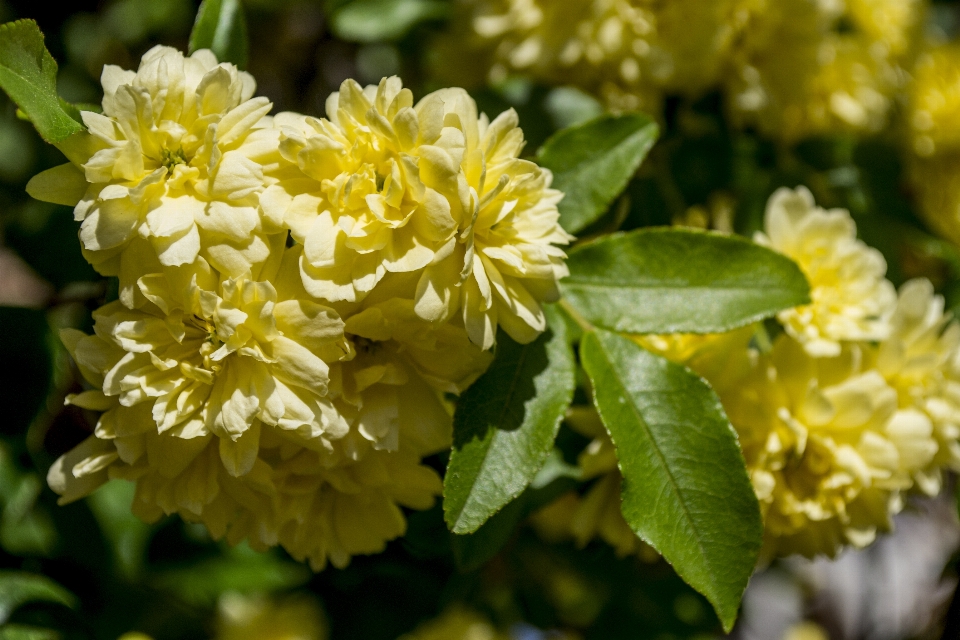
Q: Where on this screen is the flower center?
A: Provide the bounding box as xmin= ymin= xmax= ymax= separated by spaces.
xmin=194 ymin=315 xmax=224 ymax=365
xmin=161 ymin=146 xmax=188 ymax=171
xmin=352 ymin=336 xmax=381 ymax=356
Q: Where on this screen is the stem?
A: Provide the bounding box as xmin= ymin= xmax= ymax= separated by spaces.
xmin=559 ymin=298 xmax=594 ymax=334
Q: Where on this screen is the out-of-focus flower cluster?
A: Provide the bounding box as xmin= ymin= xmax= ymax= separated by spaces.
xmin=538 ymin=187 xmax=960 ymax=559
xmin=34 ymin=46 xmax=571 ymax=570
xmin=435 ymin=0 xmax=926 ymax=141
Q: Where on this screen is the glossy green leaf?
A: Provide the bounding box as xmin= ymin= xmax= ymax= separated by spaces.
xmin=0 ymin=20 xmax=84 ymax=143
xmin=451 ymin=449 xmax=581 ymax=571
xmin=445 ymin=306 xmax=576 ymax=534
xmin=331 ymin=0 xmax=448 ymax=42
xmin=0 ymin=572 xmax=75 ymax=623
xmin=580 ymin=329 xmax=761 ymax=631
xmin=189 ymin=0 xmax=249 ymax=69
xmin=562 ymin=228 xmax=810 ymax=334
xmin=537 ymin=112 xmax=658 ymax=234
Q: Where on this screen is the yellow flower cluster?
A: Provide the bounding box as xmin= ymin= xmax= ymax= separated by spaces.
xmin=537 ymin=188 xmax=960 ymax=559
xmin=439 ymin=0 xmax=925 ymax=140
xmin=36 ymin=47 xmax=570 ymax=569
xmin=754 ymin=187 xmax=896 ymax=356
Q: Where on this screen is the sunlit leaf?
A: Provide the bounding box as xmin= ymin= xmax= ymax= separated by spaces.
xmin=537 ymin=113 xmax=659 ymax=234
xmin=562 ymin=228 xmax=810 ymax=334
xmin=0 ymin=20 xmax=84 ymax=143
xmin=580 ymin=329 xmax=761 ymax=631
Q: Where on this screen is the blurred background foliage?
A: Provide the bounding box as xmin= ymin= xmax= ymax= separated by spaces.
xmin=1 ymin=0 xmax=960 ymax=639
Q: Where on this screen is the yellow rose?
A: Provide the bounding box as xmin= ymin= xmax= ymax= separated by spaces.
xmin=755 ymin=187 xmax=896 ymax=356
xmin=55 ymin=252 xmax=348 ymax=478
xmin=27 ymin=46 xmax=285 ymax=308
xmin=263 ymin=77 xmax=571 ymax=349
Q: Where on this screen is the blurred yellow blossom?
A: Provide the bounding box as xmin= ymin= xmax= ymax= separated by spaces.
xmin=907 ymin=43 xmax=960 ymax=157
xmin=755 ymin=187 xmax=896 ymax=357
xmin=725 ymin=0 xmax=918 ymax=140
xmin=783 ymin=621 xmax=829 ymax=640
xmin=439 ymin=0 xmax=751 ymax=111
xmin=440 ymin=0 xmax=923 ymax=141
xmin=904 ymin=44 xmax=960 ymax=244
xmin=215 ymin=592 xmax=327 ymax=640
xmin=398 ymin=607 xmax=507 ymax=640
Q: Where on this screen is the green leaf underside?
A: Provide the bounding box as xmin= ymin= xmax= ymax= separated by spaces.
xmin=562 ymin=228 xmax=811 ymax=335
xmin=0 ymin=21 xmax=84 ymax=143
xmin=450 ymin=449 xmax=580 ymax=571
xmin=580 ymin=329 xmax=761 ymax=631
xmin=537 ymin=112 xmax=659 ymax=235
xmin=0 ymin=572 xmax=76 ymax=622
xmin=189 ymin=0 xmax=249 ymax=69
xmin=445 ymin=306 xmax=576 ymax=534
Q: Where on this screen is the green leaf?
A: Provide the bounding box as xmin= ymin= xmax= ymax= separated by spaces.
xmin=445 ymin=306 xmax=576 ymax=534
xmin=330 ymin=0 xmax=448 ymax=42
xmin=189 ymin=0 xmax=249 ymax=69
xmin=0 ymin=624 xmax=60 ymax=640
xmin=451 ymin=449 xmax=581 ymax=571
xmin=537 ymin=113 xmax=659 ymax=235
xmin=0 ymin=20 xmax=84 ymax=143
xmin=150 ymin=543 xmax=309 ymax=606
xmin=0 ymin=572 xmax=75 ymax=623
xmin=580 ymin=329 xmax=761 ymax=631
xmin=562 ymin=228 xmax=810 ymax=335
xmin=87 ymin=481 xmax=153 ymax=580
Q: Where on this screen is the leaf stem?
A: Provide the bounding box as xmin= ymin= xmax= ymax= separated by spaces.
xmin=559 ymin=298 xmax=594 ymax=333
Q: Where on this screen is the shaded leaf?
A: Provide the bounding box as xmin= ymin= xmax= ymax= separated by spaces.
xmin=0 ymin=573 xmax=75 ymax=623
xmin=451 ymin=449 xmax=581 ymax=571
xmin=150 ymin=543 xmax=309 ymax=606
xmin=0 ymin=20 xmax=84 ymax=143
xmin=445 ymin=306 xmax=575 ymax=534
xmin=580 ymin=329 xmax=761 ymax=631
xmin=189 ymin=0 xmax=248 ymax=69
xmin=562 ymin=228 xmax=810 ymax=334
xmin=87 ymin=481 xmax=153 ymax=580
xmin=0 ymin=623 xmax=59 ymax=640
xmin=537 ymin=113 xmax=659 ymax=234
